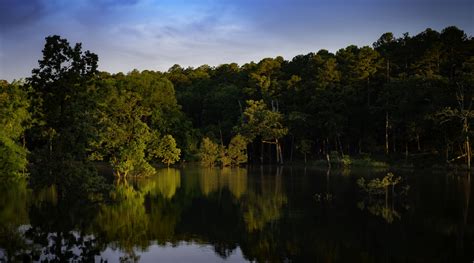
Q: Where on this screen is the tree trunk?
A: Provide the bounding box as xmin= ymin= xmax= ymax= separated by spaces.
xmin=279 ymin=141 xmax=284 ymax=164
xmin=387 ymin=59 xmax=390 ymax=82
xmin=392 ymin=132 xmax=396 ymax=153
xmin=269 ymin=142 xmax=273 ymax=163
xmin=275 ymin=139 xmax=283 ymax=165
xmin=290 ymin=135 xmax=294 ymax=163
xmin=446 ymin=142 xmax=450 ymax=163
xmin=385 ymin=112 xmax=389 ymax=155
xmin=466 ymin=134 xmax=471 ymax=170
xmin=405 ymin=142 xmax=408 ymax=161
xmin=326 ymin=153 xmax=331 ymax=169
xmin=464 ymin=119 xmax=471 ymax=170
xmin=326 ymin=137 xmax=330 ymax=154
xmin=367 ymin=77 xmax=371 ymax=107
xmin=238 ymin=100 xmax=243 ymax=123
xmin=405 ymin=143 xmax=408 ymax=161
xmin=274 ymin=140 xmax=278 ymax=164
xmin=338 ymin=135 xmax=344 ymax=155
xmin=358 ymin=139 xmax=362 ymax=154
xmin=323 ymin=139 xmax=327 ymax=156
xmin=416 ymin=133 xmax=421 ymax=151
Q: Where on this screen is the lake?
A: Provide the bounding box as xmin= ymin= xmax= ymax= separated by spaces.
xmin=0 ymin=166 xmax=472 ymax=262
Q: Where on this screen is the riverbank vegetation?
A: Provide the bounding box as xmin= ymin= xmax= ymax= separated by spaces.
xmin=0 ymin=26 xmax=473 ymax=191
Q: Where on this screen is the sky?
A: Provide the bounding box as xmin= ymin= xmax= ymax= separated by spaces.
xmin=0 ymin=0 xmax=472 ymax=81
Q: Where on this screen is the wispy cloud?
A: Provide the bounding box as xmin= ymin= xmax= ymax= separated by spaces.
xmin=1 ymin=0 xmax=472 ymax=81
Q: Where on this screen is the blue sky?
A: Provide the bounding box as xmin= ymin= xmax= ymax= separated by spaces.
xmin=0 ymin=0 xmax=472 ymax=81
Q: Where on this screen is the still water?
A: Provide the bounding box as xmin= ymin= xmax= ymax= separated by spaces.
xmin=0 ymin=166 xmax=472 ymax=262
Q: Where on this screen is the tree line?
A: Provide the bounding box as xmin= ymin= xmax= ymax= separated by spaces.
xmin=1 ymin=26 xmax=473 ymax=186
xmin=165 ymin=26 xmax=473 ymax=168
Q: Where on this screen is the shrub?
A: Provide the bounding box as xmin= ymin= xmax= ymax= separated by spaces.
xmin=227 ymin=134 xmax=248 ymax=166
xmin=199 ymin=137 xmax=219 ymax=167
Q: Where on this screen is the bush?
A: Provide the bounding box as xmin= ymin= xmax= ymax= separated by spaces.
xmin=199 ymin=137 xmax=219 ymax=167
xmin=155 ymin=135 xmax=181 ymax=167
xmin=341 ymin=155 xmax=352 ymax=166
xmin=219 ymin=145 xmax=232 ymax=167
xmin=227 ymin=134 xmax=248 ymax=166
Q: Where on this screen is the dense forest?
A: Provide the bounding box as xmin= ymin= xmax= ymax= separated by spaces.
xmin=1 ymin=26 xmax=473 ymax=194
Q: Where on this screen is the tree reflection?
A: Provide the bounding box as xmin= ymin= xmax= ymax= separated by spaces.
xmin=221 ymin=168 xmax=248 ymax=199
xmin=241 ymin=167 xmax=287 ymax=232
xmin=94 ymin=182 xmax=150 ymax=253
xmin=199 ymin=168 xmax=220 ymax=196
xmin=0 ymin=180 xmax=33 ymax=261
xmin=93 ymin=171 xmax=184 ymax=257
xmin=0 ymin=178 xmax=106 ymax=262
xmin=28 ymin=156 xmax=109 ymax=202
xmin=1 ymin=166 xmax=472 ymax=262
xmin=356 ymin=172 xmax=409 ymax=223
xmin=455 ymin=173 xmax=470 ymax=257
xmin=138 ymin=168 xmax=181 ymax=199
xmin=198 ymin=167 xmax=248 ymax=199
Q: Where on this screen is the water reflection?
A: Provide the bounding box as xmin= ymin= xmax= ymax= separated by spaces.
xmin=138 ymin=168 xmax=181 ymax=199
xmin=241 ymin=167 xmax=286 ymax=232
xmin=356 ymin=172 xmax=409 ymax=223
xmin=0 ymin=180 xmax=31 ymax=262
xmin=95 ymin=182 xmax=149 ymax=254
xmin=454 ymin=173 xmax=470 ymax=257
xmin=197 ymin=167 xmax=248 ymax=199
xmin=0 ymin=167 xmax=473 ymax=262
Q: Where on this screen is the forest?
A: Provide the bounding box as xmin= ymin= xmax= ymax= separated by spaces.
xmin=1 ymin=26 xmax=473 ymax=195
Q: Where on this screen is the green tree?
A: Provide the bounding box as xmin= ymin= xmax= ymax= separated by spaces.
xmin=248 ymin=57 xmax=284 ymax=99
xmin=227 ymin=134 xmax=248 ymax=166
xmin=0 ymin=81 xmax=30 ymax=179
xmin=239 ymin=100 xmax=288 ymax=164
xmin=296 ymin=139 xmax=313 ymax=164
xmin=91 ymin=77 xmax=155 ymax=177
xmin=27 ymin=35 xmax=98 ymax=159
xmin=154 ymin=135 xmax=181 ymax=167
xmin=91 ymin=71 xmax=186 ymax=176
xmin=199 ymin=137 xmax=219 ymax=167
xmin=219 ymin=145 xmax=232 ymax=167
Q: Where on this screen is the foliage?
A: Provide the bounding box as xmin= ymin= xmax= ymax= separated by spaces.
xmin=0 ymin=81 xmax=30 ymax=179
xmin=350 ymin=158 xmax=389 ymax=168
xmin=357 ymin=172 xmax=401 ymax=195
xmin=199 ymin=135 xmax=248 ymax=167
xmin=153 ymin=135 xmax=181 ymax=167
xmin=238 ymin=100 xmax=288 ymax=142
xmin=341 ymin=155 xmax=352 ymax=166
xmin=29 ymin=154 xmax=110 ymax=201
xmin=296 ymin=139 xmax=313 ymax=163
xmin=357 ymin=172 xmax=409 ymax=223
xmin=91 ymin=80 xmax=155 ymax=176
xmin=27 ymin=35 xmax=99 ymax=160
xmin=159 ymin=26 xmax=473 ymax=166
xmin=199 ymin=137 xmax=219 ymax=167
xmin=227 ymin=134 xmax=248 ymax=166
xmin=139 ymin=168 xmax=181 ymax=199
xmin=90 ymin=71 xmax=186 ymax=176
xmin=1 ymin=26 xmax=473 ymax=192
xmin=241 ymin=172 xmax=287 ymax=232
xmin=219 ymin=145 xmax=232 ymax=167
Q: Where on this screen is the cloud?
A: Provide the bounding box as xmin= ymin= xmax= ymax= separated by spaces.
xmin=0 ymin=0 xmax=472 ymax=81
xmin=0 ymin=0 xmax=46 ymax=29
